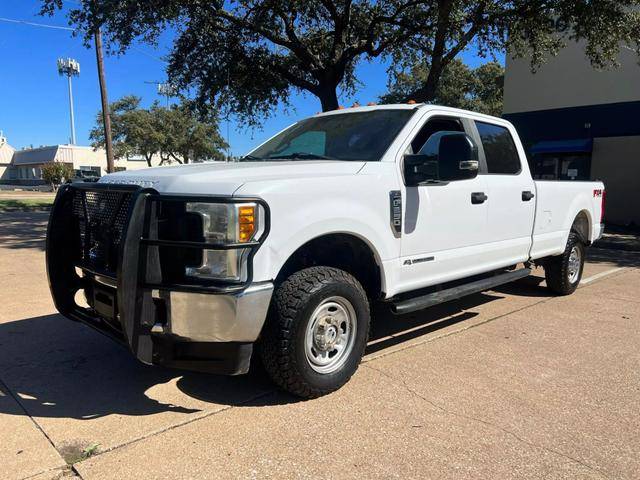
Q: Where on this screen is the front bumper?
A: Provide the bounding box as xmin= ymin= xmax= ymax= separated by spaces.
xmin=46 ymin=183 xmax=271 ymax=375
xmin=152 ymin=282 xmax=273 ymax=342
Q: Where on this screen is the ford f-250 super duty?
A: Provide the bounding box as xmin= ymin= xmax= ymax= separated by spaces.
xmin=46 ymin=104 xmax=605 ymax=398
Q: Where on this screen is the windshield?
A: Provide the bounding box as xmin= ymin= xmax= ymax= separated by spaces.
xmin=248 ymin=109 xmax=415 ymax=162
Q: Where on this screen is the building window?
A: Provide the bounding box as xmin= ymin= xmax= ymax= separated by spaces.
xmin=532 ymin=153 xmax=591 ymax=181
xmin=475 ymin=121 xmax=521 ymax=174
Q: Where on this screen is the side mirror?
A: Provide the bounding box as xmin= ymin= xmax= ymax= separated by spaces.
xmin=404 ymin=131 xmax=479 ymax=186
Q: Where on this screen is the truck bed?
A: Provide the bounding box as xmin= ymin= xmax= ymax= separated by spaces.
xmin=530 ymin=180 xmax=605 ymax=260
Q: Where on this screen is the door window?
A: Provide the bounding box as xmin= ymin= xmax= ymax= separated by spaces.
xmin=408 ymin=117 xmax=463 ymax=154
xmin=475 ymin=121 xmax=521 ymax=174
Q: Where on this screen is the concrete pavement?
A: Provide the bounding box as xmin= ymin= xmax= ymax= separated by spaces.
xmin=1 ymin=211 xmax=638 ymax=479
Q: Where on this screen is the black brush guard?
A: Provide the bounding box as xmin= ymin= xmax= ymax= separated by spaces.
xmin=46 ymin=182 xmax=269 ymax=372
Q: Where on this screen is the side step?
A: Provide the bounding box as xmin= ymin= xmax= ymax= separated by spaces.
xmin=391 ymin=268 xmax=531 ymax=315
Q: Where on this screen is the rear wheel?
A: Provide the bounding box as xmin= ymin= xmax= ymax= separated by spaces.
xmin=259 ymin=266 xmax=370 ymax=398
xmin=544 ymin=231 xmax=585 ymax=295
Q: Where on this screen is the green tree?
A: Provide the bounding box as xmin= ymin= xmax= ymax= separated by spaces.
xmin=42 ymin=1 xmax=640 ymax=124
xmin=381 ymin=60 xmax=504 ymax=116
xmin=89 ymin=95 xmax=162 ymax=167
xmin=152 ymin=103 xmax=228 ymax=165
xmin=90 ymin=97 xmax=227 ymax=167
xmin=41 ymin=162 xmax=74 ymax=190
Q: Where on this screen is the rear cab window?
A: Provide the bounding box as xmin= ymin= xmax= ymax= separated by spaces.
xmin=475 ymin=121 xmax=521 ymax=174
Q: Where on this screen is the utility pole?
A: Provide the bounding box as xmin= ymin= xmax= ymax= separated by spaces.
xmin=57 ymin=58 xmax=80 ymax=144
xmin=94 ymin=28 xmax=115 ymax=173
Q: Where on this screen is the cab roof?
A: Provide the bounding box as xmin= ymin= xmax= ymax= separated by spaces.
xmin=314 ymin=103 xmax=505 ymax=124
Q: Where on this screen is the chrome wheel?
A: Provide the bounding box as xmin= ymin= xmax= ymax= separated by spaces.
xmin=304 ymin=296 xmax=357 ymax=374
xmin=568 ymin=245 xmax=582 ymax=284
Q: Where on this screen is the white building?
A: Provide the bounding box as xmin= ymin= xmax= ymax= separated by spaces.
xmin=0 ymin=133 xmax=149 ymax=186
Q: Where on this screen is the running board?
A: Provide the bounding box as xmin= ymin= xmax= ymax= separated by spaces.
xmin=391 ymin=268 xmax=531 ymax=315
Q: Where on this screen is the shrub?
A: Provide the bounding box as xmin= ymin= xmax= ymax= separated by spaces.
xmin=42 ymin=163 xmax=74 ymax=190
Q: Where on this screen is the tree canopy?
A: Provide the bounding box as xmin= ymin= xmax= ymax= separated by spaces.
xmin=381 ymin=59 xmax=504 ymax=116
xmin=41 ymin=162 xmax=74 ymax=190
xmin=89 ymin=96 xmax=228 ymax=166
xmin=43 ymin=1 xmax=640 ymax=124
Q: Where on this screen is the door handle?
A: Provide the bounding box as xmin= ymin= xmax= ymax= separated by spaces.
xmin=522 ymin=191 xmax=535 ymax=201
xmin=471 ymin=192 xmax=488 ymax=204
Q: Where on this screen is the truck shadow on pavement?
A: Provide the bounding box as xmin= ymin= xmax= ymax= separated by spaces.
xmin=0 ymin=314 xmax=279 ymax=420
xmin=0 ymin=275 xmax=557 ymax=419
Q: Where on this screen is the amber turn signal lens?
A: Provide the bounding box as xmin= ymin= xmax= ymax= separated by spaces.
xmin=238 ymin=206 xmax=256 ymax=242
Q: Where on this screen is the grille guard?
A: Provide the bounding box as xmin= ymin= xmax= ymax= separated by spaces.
xmin=46 ymin=182 xmax=270 ymax=365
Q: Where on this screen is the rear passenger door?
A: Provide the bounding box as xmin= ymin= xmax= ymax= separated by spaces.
xmin=473 ymin=120 xmax=536 ymax=267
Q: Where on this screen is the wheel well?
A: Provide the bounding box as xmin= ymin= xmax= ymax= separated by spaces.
xmin=275 ymin=234 xmax=383 ymax=300
xmin=571 ymin=211 xmax=591 ymax=244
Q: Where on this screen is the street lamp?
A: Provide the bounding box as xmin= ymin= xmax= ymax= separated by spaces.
xmin=57 ymin=57 xmax=81 ymax=145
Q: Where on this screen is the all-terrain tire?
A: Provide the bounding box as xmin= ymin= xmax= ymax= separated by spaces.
xmin=259 ymin=266 xmax=370 ymax=398
xmin=544 ymin=231 xmax=585 ymax=295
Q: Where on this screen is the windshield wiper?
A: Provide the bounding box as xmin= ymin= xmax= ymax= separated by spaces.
xmin=267 ymin=152 xmax=334 ymax=160
xmin=418 ymin=179 xmax=449 ymax=186
xmin=238 ymin=154 xmax=266 ymax=162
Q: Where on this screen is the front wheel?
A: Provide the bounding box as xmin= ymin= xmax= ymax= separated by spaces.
xmin=259 ymin=266 xmax=370 ymax=398
xmin=544 ymin=231 xmax=585 ymax=295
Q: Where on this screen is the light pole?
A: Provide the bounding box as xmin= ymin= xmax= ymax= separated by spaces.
xmin=145 ymin=81 xmax=177 ymax=106
xmin=57 ymin=58 xmax=80 ymax=145
xmin=158 ymin=83 xmax=177 ymax=106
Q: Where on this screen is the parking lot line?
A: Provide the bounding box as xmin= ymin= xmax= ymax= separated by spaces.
xmin=580 ymin=267 xmax=626 ymax=285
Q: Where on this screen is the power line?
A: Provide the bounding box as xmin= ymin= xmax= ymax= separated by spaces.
xmin=130 ymin=46 xmax=167 ymax=64
xmin=0 ymin=15 xmax=167 ymax=64
xmin=0 ymin=16 xmax=73 ymax=31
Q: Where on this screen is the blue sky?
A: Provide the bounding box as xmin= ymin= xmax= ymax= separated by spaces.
xmin=0 ymin=2 xmax=502 ymax=155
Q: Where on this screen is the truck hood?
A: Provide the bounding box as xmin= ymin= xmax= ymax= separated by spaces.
xmin=99 ymin=160 xmax=365 ymax=195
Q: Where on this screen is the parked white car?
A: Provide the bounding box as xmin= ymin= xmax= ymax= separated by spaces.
xmin=46 ymin=104 xmax=605 ymax=397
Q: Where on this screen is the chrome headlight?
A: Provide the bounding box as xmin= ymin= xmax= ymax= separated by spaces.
xmin=185 ymin=202 xmax=263 ymax=281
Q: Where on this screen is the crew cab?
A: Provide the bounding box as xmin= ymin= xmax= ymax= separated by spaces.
xmin=46 ymin=104 xmax=605 ymax=398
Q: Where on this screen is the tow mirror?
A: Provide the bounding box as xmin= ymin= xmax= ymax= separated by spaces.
xmin=404 ymin=131 xmax=479 ymax=186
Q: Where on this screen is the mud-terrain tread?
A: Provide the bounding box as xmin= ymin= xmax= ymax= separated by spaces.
xmin=260 ymin=266 xmax=370 ymax=398
xmin=544 ymin=231 xmax=584 ymax=295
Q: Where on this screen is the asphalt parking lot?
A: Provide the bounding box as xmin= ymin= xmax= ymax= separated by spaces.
xmin=1 ymin=211 xmax=639 ymax=480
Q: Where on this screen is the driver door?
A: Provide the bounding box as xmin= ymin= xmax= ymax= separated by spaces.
xmin=399 ymin=114 xmax=490 ymax=293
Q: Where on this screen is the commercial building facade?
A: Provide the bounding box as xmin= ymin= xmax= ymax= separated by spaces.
xmin=0 ymin=134 xmax=149 ymax=186
xmin=503 ymin=41 xmax=640 ymax=226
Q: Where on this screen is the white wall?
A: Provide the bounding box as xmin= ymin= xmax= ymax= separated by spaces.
xmin=55 ymin=145 xmax=149 ymax=175
xmin=0 ymin=140 xmax=16 ymax=181
xmin=504 ymin=41 xmax=640 ymax=114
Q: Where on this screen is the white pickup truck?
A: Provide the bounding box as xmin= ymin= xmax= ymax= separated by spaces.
xmin=46 ymin=104 xmax=605 ymax=398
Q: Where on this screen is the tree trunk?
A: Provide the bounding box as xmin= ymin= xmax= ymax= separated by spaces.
xmin=407 ymin=0 xmax=452 ymax=104
xmin=170 ymin=152 xmax=185 ymax=164
xmin=409 ymin=64 xmax=443 ymax=103
xmin=317 ymin=84 xmax=340 ymax=112
xmin=145 ymin=154 xmax=152 ymax=167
